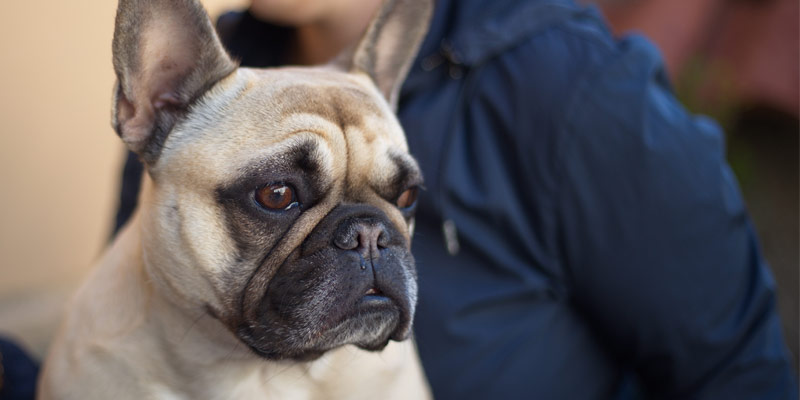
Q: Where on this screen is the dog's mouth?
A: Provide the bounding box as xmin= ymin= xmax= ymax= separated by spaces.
xmin=232 ymin=267 xmax=413 ymax=362
xmin=238 ymin=293 xmax=406 ymax=361
xmin=313 ymin=287 xmax=409 ymax=347
xmin=365 ymin=287 xmax=380 ymax=296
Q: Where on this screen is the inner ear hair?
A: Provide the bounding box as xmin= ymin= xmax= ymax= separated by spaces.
xmin=111 ymin=0 xmax=236 ymax=163
xmin=349 ymin=0 xmax=434 ymax=110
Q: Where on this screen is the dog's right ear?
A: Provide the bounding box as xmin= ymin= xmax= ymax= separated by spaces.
xmin=346 ymin=0 xmax=433 ymax=111
xmin=112 ymin=0 xmax=236 ymax=162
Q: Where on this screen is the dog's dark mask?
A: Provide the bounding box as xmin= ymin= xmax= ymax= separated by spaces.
xmin=211 ymin=139 xmax=421 ymax=361
xmin=243 ymin=204 xmax=416 ymax=360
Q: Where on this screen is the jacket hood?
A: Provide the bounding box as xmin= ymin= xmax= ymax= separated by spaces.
xmin=421 ymin=0 xmax=586 ymax=66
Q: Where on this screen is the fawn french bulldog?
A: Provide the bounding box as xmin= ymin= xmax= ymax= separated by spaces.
xmin=38 ymin=0 xmax=432 ymax=398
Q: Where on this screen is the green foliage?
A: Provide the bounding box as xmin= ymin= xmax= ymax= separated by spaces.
xmin=674 ymin=53 xmax=755 ymax=190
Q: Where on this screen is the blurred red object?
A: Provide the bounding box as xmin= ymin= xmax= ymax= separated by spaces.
xmin=601 ymin=0 xmax=799 ymax=116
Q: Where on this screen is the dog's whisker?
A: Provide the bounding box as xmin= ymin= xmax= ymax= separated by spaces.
xmin=179 ymin=311 xmax=206 ymax=344
xmin=261 ymin=363 xmax=294 ymax=386
xmin=222 ymin=341 xmax=241 ymax=363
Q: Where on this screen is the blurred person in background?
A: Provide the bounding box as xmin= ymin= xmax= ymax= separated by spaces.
xmin=0 ymin=338 xmax=38 ymax=400
xmin=598 ymin=0 xmax=800 ymax=365
xmin=109 ymin=0 xmax=798 ymax=399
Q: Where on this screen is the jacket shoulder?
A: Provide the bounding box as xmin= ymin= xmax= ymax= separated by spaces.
xmin=464 ymin=8 xmax=637 ymax=193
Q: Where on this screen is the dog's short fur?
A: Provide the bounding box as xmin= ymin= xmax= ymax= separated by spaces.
xmin=37 ymin=0 xmax=432 ymax=398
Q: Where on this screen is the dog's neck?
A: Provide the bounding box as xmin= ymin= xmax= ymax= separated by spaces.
xmin=97 ymin=193 xmax=314 ymax=397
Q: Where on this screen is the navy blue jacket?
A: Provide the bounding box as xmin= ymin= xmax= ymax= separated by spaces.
xmin=115 ymin=0 xmax=797 ymax=398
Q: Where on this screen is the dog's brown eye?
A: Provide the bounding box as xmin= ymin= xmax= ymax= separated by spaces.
xmin=396 ymin=187 xmax=419 ymax=209
xmin=256 ymin=183 xmax=296 ymax=210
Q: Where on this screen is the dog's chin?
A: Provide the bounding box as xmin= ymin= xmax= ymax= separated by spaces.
xmin=240 ymin=295 xmax=407 ymax=362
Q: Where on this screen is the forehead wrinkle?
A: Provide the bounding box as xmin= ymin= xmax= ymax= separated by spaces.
xmin=360 ymin=190 xmax=410 ymax=240
xmin=362 ymin=149 xmax=423 ymax=201
xmin=251 ymin=127 xmax=334 ymax=161
xmin=225 ymin=131 xmax=331 ymax=177
xmin=275 ymin=84 xmax=383 ymax=132
xmin=391 ymin=151 xmax=423 ymax=185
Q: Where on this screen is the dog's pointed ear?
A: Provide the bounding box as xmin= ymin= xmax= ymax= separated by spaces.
xmin=112 ymin=0 xmax=236 ymax=161
xmin=347 ymin=0 xmax=433 ymax=111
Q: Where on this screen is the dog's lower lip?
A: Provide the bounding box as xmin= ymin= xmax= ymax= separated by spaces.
xmin=360 ymin=293 xmax=392 ymax=305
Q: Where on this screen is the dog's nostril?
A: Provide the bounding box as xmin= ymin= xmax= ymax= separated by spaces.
xmin=376 ymin=231 xmax=389 ymax=249
xmin=334 ymin=236 xmax=358 ymax=251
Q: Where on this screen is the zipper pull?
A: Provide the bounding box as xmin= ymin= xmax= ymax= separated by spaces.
xmin=421 ymin=39 xmax=465 ymax=79
xmin=439 ymin=39 xmax=464 ymax=80
xmin=442 ymin=219 xmax=460 ymax=256
xmin=439 ymin=39 xmax=462 ymax=65
xmin=421 ymin=52 xmax=445 ymax=71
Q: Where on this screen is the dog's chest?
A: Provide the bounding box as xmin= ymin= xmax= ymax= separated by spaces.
xmin=173 ymin=342 xmax=423 ymax=400
xmin=178 ymin=356 xmax=351 ymax=400
xmin=154 ymin=360 xmax=305 ymax=400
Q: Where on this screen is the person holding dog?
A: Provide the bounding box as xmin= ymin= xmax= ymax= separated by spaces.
xmin=112 ymin=0 xmax=798 ymax=398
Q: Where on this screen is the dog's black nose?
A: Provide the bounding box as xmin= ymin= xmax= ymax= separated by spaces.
xmin=334 ymin=222 xmax=388 ymax=260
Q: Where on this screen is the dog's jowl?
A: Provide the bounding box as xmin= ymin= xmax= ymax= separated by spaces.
xmin=37 ymin=0 xmax=432 ymax=398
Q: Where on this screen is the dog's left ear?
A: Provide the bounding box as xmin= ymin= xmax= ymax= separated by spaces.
xmin=111 ymin=0 xmax=236 ymax=162
xmin=347 ymin=0 xmax=434 ymax=111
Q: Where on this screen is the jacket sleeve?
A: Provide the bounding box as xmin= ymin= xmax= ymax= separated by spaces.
xmin=555 ymin=35 xmax=797 ymax=398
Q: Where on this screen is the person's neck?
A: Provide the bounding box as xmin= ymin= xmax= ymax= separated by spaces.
xmin=290 ymin=1 xmax=382 ymax=65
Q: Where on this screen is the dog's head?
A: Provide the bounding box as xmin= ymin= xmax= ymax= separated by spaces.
xmin=111 ymin=0 xmax=432 ymax=360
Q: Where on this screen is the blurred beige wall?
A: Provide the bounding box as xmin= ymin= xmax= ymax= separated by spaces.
xmin=0 ymin=0 xmax=246 ymax=355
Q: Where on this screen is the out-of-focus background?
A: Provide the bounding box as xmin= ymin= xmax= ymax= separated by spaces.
xmin=0 ymin=0 xmax=246 ymax=355
xmin=593 ymin=0 xmax=799 ymax=365
xmin=0 ymin=0 xmax=797 ymax=367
